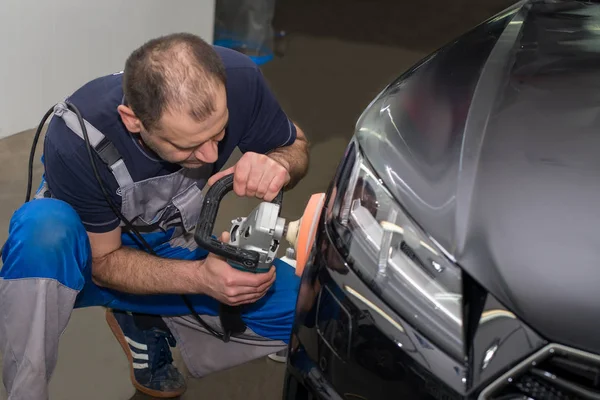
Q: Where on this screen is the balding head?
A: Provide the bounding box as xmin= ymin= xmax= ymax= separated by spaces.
xmin=118 ymin=33 xmax=229 ymax=168
xmin=122 ymin=33 xmax=226 ymax=133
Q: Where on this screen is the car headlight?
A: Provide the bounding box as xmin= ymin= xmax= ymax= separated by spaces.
xmin=330 ymin=141 xmax=464 ymax=360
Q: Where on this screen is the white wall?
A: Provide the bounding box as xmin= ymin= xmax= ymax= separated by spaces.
xmin=0 ymin=0 xmax=215 ymax=139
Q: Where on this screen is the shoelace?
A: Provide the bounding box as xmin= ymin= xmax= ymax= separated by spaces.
xmin=149 ymin=330 xmax=176 ymax=371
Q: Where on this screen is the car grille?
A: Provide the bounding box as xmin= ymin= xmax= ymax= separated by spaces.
xmin=482 ymin=345 xmax=600 ymax=400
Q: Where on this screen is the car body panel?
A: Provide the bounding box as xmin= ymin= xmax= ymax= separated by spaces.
xmin=355 ymin=0 xmax=600 ymax=355
xmin=458 ymin=0 xmax=600 ymax=355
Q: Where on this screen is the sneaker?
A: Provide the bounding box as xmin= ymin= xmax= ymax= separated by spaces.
xmin=268 ymin=348 xmax=288 ymax=363
xmin=105 ymin=309 xmax=186 ymax=398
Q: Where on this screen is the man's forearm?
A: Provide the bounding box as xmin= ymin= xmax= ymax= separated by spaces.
xmin=92 ymin=246 xmax=203 ymax=295
xmin=268 ymin=124 xmax=310 ymax=189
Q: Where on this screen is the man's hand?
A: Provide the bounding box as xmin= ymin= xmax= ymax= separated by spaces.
xmin=208 ymin=151 xmax=290 ymax=201
xmin=197 ymin=232 xmax=276 ymax=305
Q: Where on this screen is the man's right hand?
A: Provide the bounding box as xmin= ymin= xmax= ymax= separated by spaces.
xmin=196 ymin=232 xmax=276 ymax=306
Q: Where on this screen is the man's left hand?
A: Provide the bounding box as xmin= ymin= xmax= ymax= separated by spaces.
xmin=207 ymin=152 xmax=290 ymax=201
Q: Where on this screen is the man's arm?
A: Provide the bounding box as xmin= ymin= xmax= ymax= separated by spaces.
xmin=88 ymin=227 xmax=201 ymax=294
xmin=89 ymin=228 xmax=275 ymax=305
xmin=266 ymin=123 xmax=310 ymax=190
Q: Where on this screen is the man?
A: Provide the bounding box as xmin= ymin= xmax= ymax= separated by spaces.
xmin=0 ymin=33 xmax=309 ymax=399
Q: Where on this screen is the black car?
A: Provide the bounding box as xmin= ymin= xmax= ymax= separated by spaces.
xmin=282 ymin=1 xmax=600 ymax=399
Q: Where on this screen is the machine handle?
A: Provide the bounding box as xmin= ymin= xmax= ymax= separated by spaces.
xmin=194 ymin=173 xmax=283 ymax=270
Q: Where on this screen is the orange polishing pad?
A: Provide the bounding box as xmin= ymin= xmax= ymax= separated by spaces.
xmin=292 ymin=193 xmax=325 ymax=277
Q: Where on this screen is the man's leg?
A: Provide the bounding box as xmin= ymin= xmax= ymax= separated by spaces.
xmin=0 ymin=199 xmax=187 ymax=399
xmin=107 ymin=256 xmax=301 ymax=378
xmin=0 ymin=199 xmax=90 ymax=400
xmin=102 ymin=254 xmax=299 ymax=338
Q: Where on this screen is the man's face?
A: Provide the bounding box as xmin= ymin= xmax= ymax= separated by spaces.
xmin=140 ymin=87 xmax=229 ymax=169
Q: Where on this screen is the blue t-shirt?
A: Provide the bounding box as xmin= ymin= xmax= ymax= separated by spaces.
xmin=43 ymin=46 xmax=296 ymax=234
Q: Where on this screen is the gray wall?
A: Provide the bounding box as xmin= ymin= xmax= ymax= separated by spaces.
xmin=0 ymin=0 xmax=216 ymax=139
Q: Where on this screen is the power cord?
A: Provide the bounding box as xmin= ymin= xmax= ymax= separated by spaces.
xmin=0 ymin=104 xmax=56 ymax=258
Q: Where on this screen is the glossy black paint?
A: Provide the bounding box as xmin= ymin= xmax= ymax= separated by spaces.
xmin=285 ymin=0 xmax=600 ymax=399
xmin=468 ymin=293 xmax=546 ymax=392
xmin=457 ymin=0 xmax=600 ymax=355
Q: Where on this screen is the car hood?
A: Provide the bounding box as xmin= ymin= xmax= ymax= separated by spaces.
xmin=355 ymin=0 xmax=600 ymax=355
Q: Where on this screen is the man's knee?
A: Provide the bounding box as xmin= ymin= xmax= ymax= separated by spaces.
xmin=1 ymin=199 xmax=90 ymax=290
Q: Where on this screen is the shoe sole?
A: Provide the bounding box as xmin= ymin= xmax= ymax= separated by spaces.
xmin=105 ymin=309 xmax=186 ymax=398
xmin=267 ymin=354 xmax=287 ymax=363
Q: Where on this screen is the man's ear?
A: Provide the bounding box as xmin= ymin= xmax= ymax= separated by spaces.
xmin=117 ymin=105 xmax=142 ymax=133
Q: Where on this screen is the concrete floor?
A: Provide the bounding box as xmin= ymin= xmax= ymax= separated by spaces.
xmin=0 ymin=1 xmax=512 ymax=398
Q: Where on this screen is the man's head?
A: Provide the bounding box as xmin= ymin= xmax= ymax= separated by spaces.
xmin=118 ymin=33 xmax=228 ymax=168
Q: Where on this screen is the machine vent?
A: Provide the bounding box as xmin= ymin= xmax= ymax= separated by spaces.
xmin=482 ymin=345 xmax=600 ymax=400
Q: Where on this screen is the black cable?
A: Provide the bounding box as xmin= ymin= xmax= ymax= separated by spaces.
xmin=27 ymin=106 xmax=56 ymax=202
xmin=1 ymin=105 xmax=56 ymax=259
xmin=64 ymin=101 xmax=226 ymax=341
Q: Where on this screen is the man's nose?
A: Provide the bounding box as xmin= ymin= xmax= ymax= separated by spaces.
xmin=194 ymin=141 xmax=218 ymax=164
